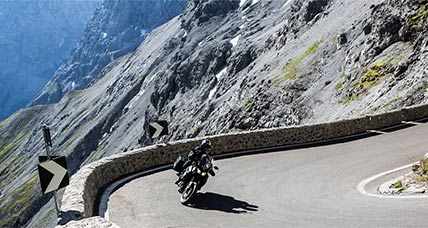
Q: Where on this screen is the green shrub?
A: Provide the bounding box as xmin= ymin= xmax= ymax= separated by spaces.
xmin=0 ymin=143 xmax=15 ymax=162
xmin=0 ymin=174 xmax=38 ymax=227
xmin=415 ymin=175 xmax=428 ymax=182
xmin=410 ymin=4 xmax=428 ymax=26
xmin=357 ymin=61 xmax=387 ymax=90
xmin=335 ymin=80 xmax=344 ymax=91
xmin=0 ymin=131 xmax=26 ymax=162
xmin=282 ymin=40 xmax=322 ymax=81
xmin=391 ymin=180 xmax=404 ymax=190
xmin=340 ymin=93 xmax=359 ymax=105
xmin=243 ymin=98 xmax=255 ymax=111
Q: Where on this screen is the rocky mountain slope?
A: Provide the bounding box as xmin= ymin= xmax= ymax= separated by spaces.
xmin=33 ymin=0 xmax=186 ymax=105
xmin=1 ymin=0 xmax=428 ymax=227
xmin=0 ymin=0 xmax=100 ymax=120
xmin=0 ymin=1 xmax=185 ymax=227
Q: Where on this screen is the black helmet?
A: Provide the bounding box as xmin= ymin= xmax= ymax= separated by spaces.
xmin=200 ymin=139 xmax=212 ymax=150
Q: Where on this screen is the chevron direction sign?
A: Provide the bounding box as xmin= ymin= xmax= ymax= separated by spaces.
xmin=148 ymin=120 xmax=169 ymax=139
xmin=37 ymin=156 xmax=69 ymax=194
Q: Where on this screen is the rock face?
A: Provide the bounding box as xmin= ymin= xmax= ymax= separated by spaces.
xmin=0 ymin=0 xmax=100 ymax=120
xmin=32 ymin=0 xmax=187 ymax=105
xmin=2 ymin=0 xmax=428 ymax=227
xmin=0 ymin=1 xmax=186 ymax=227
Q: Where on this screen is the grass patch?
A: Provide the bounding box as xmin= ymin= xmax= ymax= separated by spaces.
xmin=339 ymin=60 xmax=389 ymax=105
xmin=415 ymin=175 xmax=428 ymax=182
xmin=422 ymin=81 xmax=428 ymax=97
xmin=282 ymin=40 xmax=321 ymax=81
xmin=339 ymin=53 xmax=403 ymax=106
xmin=13 ymin=175 xmax=38 ymax=208
xmin=272 ymin=76 xmax=285 ymax=86
xmin=0 ymin=143 xmax=15 ymax=162
xmin=335 ymin=71 xmax=348 ymax=92
xmin=391 ymin=180 xmax=404 ymax=190
xmin=354 ymin=54 xmax=404 ymax=92
xmin=340 ymin=93 xmax=359 ymax=105
xmin=335 ymin=80 xmax=344 ymax=92
xmin=0 ymin=131 xmax=29 ymax=190
xmin=0 ymin=174 xmax=38 ymax=227
xmin=243 ymin=98 xmax=255 ymax=111
xmin=0 ymin=131 xmax=26 ymax=162
xmin=355 ymin=60 xmax=388 ymax=91
xmin=272 ymin=40 xmax=322 ymax=86
xmin=409 ymin=4 xmax=428 ymax=26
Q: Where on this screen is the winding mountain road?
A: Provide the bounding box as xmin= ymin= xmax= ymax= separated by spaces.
xmin=107 ymin=123 xmax=428 ymax=227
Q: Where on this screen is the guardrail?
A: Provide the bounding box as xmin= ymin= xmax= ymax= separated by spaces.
xmin=57 ymin=104 xmax=428 ymax=227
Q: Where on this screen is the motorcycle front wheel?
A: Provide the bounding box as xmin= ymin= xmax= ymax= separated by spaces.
xmin=180 ymin=181 xmax=197 ymax=204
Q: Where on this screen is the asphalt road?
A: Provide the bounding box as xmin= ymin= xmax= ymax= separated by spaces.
xmin=108 ymin=123 xmax=428 ymax=228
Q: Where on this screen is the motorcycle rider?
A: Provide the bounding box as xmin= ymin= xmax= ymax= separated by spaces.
xmin=175 ymin=139 xmax=212 ymax=192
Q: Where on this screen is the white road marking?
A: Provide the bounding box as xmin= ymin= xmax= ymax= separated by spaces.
xmin=356 ymin=162 xmax=428 ymax=199
xmin=402 ymin=121 xmax=421 ymax=125
xmin=367 ymin=130 xmax=386 ymax=134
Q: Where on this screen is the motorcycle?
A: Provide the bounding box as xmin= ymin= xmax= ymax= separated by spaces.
xmin=174 ymin=154 xmax=218 ymax=204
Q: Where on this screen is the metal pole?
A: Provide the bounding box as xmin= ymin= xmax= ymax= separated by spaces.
xmin=53 ymin=193 xmax=60 ymax=215
xmin=45 ymin=142 xmax=51 ymax=158
xmin=42 ymin=125 xmax=61 ymax=216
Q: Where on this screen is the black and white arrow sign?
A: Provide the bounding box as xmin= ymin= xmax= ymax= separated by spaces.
xmin=37 ymin=156 xmax=69 ymax=194
xmin=148 ymin=120 xmax=169 ymax=139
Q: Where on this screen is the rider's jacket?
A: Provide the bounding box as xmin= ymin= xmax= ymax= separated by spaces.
xmin=187 ymin=146 xmax=208 ymax=163
xmin=179 ymin=146 xmax=209 ymax=175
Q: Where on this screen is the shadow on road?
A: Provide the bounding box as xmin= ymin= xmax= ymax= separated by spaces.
xmin=57 ymin=210 xmax=82 ymax=225
xmin=188 ymin=192 xmax=259 ymax=214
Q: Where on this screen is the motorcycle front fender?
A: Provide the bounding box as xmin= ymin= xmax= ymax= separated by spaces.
xmin=209 ymin=169 xmax=215 ymax=176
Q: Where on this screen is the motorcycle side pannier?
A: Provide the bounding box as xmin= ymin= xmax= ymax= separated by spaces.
xmin=173 ymin=155 xmax=185 ymax=172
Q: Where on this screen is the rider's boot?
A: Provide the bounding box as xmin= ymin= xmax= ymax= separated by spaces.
xmin=178 ymin=181 xmax=185 ymax=193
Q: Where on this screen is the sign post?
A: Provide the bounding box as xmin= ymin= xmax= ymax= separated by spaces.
xmin=38 ymin=125 xmax=69 ymax=217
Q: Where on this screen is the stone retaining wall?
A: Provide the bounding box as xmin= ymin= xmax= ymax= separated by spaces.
xmin=57 ymin=104 xmax=428 ymax=227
